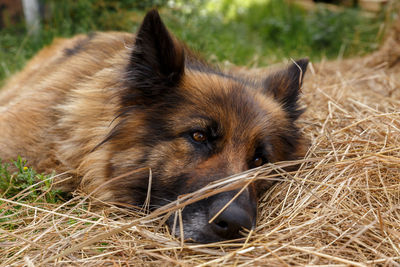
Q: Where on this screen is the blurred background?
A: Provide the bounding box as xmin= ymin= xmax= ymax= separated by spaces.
xmin=0 ymin=0 xmax=396 ymax=85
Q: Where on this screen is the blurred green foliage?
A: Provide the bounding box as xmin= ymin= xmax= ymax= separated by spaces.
xmin=233 ymin=2 xmax=383 ymax=61
xmin=0 ymin=0 xmax=388 ymax=85
xmin=167 ymin=0 xmax=385 ymax=66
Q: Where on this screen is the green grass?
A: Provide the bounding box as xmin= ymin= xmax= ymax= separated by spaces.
xmin=0 ymin=0 xmax=386 ymax=86
xmin=0 ymin=157 xmax=63 ymax=201
xmin=0 ymin=157 xmax=65 ymax=229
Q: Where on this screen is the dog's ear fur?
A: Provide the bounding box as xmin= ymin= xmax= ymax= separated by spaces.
xmin=263 ymin=58 xmax=308 ymax=120
xmin=125 ymin=9 xmax=185 ymax=105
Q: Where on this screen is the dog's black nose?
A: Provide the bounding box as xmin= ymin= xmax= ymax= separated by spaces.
xmin=209 ymin=194 xmax=256 ymax=240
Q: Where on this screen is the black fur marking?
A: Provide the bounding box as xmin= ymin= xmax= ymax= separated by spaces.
xmin=63 ymin=32 xmax=96 ymax=57
xmin=124 ymin=9 xmax=185 ymax=107
xmin=278 ymin=122 xmax=302 ymax=162
xmin=142 ymin=113 xmax=178 ymax=144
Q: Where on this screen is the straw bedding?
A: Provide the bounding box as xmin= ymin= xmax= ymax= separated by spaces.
xmin=1 ymin=18 xmax=400 ymax=267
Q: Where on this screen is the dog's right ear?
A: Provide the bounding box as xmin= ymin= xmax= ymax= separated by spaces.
xmin=125 ymin=9 xmax=185 ymax=105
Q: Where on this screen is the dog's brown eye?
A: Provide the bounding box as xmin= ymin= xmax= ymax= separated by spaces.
xmin=253 ymin=157 xmax=263 ymax=167
xmin=192 ymin=131 xmax=207 ymax=143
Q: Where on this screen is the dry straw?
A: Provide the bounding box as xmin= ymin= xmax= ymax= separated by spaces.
xmin=1 ymin=11 xmax=400 ymax=267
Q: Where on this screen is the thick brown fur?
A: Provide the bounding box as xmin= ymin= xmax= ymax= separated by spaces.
xmin=0 ymin=10 xmax=308 ymax=242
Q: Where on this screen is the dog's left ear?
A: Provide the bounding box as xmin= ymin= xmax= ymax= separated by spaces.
xmin=263 ymin=59 xmax=308 ymax=120
xmin=126 ymin=9 xmax=185 ymax=104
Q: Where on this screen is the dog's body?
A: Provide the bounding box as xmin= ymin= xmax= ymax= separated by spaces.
xmin=0 ymin=10 xmax=308 ymax=242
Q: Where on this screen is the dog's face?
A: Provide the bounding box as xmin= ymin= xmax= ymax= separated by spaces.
xmin=105 ymin=10 xmax=308 ymax=243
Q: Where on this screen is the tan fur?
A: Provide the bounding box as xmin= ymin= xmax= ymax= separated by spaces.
xmin=0 ymin=32 xmax=133 ymax=191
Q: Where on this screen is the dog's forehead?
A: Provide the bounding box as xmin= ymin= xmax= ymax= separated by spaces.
xmin=177 ymin=71 xmax=288 ymax=137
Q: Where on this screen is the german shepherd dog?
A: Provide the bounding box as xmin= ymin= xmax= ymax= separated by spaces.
xmin=0 ymin=10 xmax=308 ymax=243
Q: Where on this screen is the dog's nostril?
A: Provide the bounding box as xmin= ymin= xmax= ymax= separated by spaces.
xmin=210 ymin=205 xmax=254 ymax=239
xmin=215 ymin=220 xmax=228 ymax=229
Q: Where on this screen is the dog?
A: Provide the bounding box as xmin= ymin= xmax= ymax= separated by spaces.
xmin=0 ymin=9 xmax=308 ymax=243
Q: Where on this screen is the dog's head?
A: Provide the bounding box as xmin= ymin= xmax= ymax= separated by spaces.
xmin=106 ymin=10 xmax=308 ymax=243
